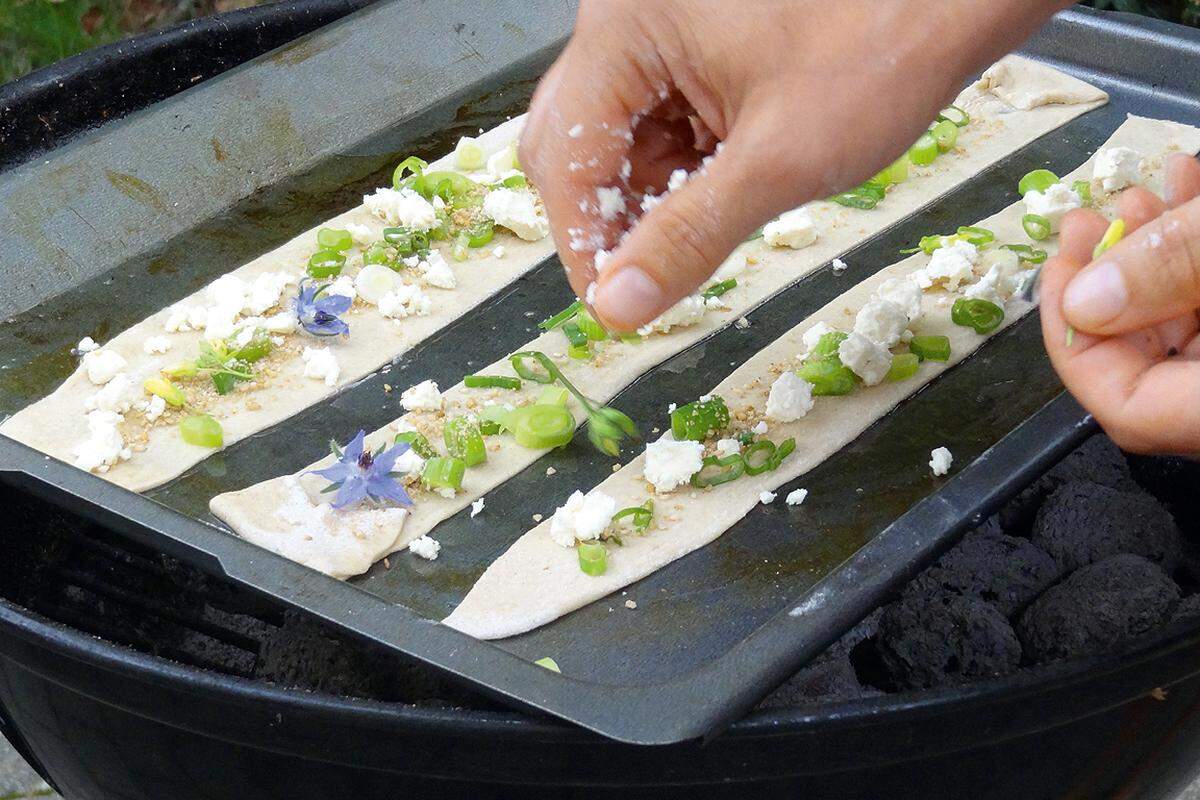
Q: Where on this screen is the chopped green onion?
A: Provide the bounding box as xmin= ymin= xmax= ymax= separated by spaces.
xmin=1018 ymin=169 xmax=1059 ymax=196
xmin=180 ymin=414 xmax=223 ymax=448
xmin=1072 ymin=179 xmax=1093 ymax=206
xmin=769 ymin=437 xmax=796 ymax=470
xmin=1022 ymin=213 xmax=1052 ymax=242
xmin=886 ymin=352 xmax=920 ymax=382
xmin=510 ymin=352 xmax=555 ymax=384
xmin=452 ymin=233 xmax=470 ymax=262
xmin=479 ymin=419 xmax=502 ymax=436
xmin=536 ymin=386 xmax=570 ymax=406
xmin=797 ymin=360 xmax=857 ymax=396
xmin=690 ymin=453 xmax=745 ymax=488
xmin=931 ymin=119 xmax=959 ymax=152
xmin=506 ymin=404 xmax=575 ymax=449
xmin=466 ymin=220 xmax=495 ymax=248
xmin=809 ymin=331 xmax=849 ymax=360
xmin=1000 ymin=243 xmax=1048 ymax=264
xmin=670 ymin=396 xmax=731 ymax=442
xmin=454 ymin=137 xmax=486 ymax=171
xmin=143 ymin=377 xmax=185 ymax=407
xmin=392 ymin=156 xmax=429 ymax=189
xmin=586 ymin=407 xmax=638 ymax=457
xmin=230 ymin=329 xmax=273 ymax=363
xmin=951 ymin=297 xmax=1005 ymax=334
xmin=464 ymin=374 xmax=521 ymax=390
xmin=937 ymin=105 xmax=971 ymax=127
xmin=909 ymin=335 xmax=951 ymax=362
xmin=363 ymin=242 xmax=391 ymax=266
xmin=1093 ymin=218 xmax=1125 ymax=259
xmin=901 ymin=234 xmax=952 ymax=256
xmin=577 ymin=541 xmax=608 ymax=576
xmin=394 ymin=431 xmax=437 ymax=459
xmin=422 ymin=457 xmax=465 ymax=491
xmin=307 ymin=249 xmax=346 ymax=279
xmin=875 ymin=155 xmax=911 ymax=186
xmin=534 ymin=657 xmax=561 ymax=673
xmin=575 ymin=308 xmax=607 ymax=341
xmin=478 ymin=405 xmax=511 ymax=435
xmin=612 ymin=501 xmax=653 ymax=533
xmin=702 ymin=279 xmax=738 ymax=299
xmin=317 ymin=228 xmax=353 ymax=251
xmin=489 ymin=142 xmax=520 ymax=175
xmin=567 ymin=343 xmax=592 ymax=360
xmin=562 ymin=322 xmax=588 ymax=348
xmin=743 ymin=440 xmax=778 ymax=475
xmin=909 ymin=132 xmax=938 ymax=166
xmin=443 ymin=416 xmax=487 ymax=467
xmin=832 ymin=179 xmax=886 ymax=210
xmin=538 ymin=301 xmax=582 ymax=331
xmin=956 ymin=226 xmax=994 ymax=246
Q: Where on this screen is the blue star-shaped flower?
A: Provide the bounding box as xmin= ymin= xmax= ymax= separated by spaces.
xmin=295 ymin=279 xmax=351 ymax=337
xmin=310 ymin=430 xmax=413 ymax=509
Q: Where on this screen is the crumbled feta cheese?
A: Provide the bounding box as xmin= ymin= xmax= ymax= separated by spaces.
xmin=364 ymin=187 xmax=438 ymax=231
xmin=76 ymin=336 xmax=100 ymax=355
xmin=800 ymin=321 xmax=835 ymax=355
xmin=548 ymin=490 xmax=617 ymax=546
xmin=345 ymin=222 xmax=375 ymax=247
xmin=144 ymin=394 xmax=167 ymax=422
xmin=324 ymin=275 xmax=357 ymax=301
xmin=354 ymin=264 xmax=400 ymax=304
xmin=419 ymin=251 xmax=456 ymax=289
xmin=409 ymin=535 xmax=441 ymax=560
xmin=965 ymin=248 xmax=1025 ymax=305
xmin=301 ymin=346 xmax=340 ymax=386
xmin=853 ymin=299 xmax=909 ymax=347
xmin=378 ymin=284 xmax=432 ymax=318
xmin=1093 ymin=146 xmax=1142 ymax=193
xmin=594 ymin=248 xmax=613 ymax=273
xmin=913 ymin=240 xmax=979 ymax=291
xmin=483 ymin=188 xmax=550 ymax=241
xmin=203 ymin=305 xmax=240 ymax=341
xmin=929 ymin=446 xmax=953 ymax=476
xmin=832 ymin=258 xmax=849 ymax=274
xmin=785 ymin=488 xmax=808 ymax=506
xmin=435 ymin=487 xmax=457 ymax=499
xmin=394 ymin=445 xmax=426 ymax=476
xmin=585 ymin=282 xmax=598 ymax=305
xmin=666 ymin=168 xmax=690 ymax=193
xmin=492 ymin=245 xmax=507 ymax=259
xmin=470 ymin=498 xmax=485 ymax=518
xmin=763 ymin=208 xmax=818 ymax=250
xmin=759 ymin=490 xmax=777 ymax=505
xmin=142 ymin=335 xmax=171 ymax=355
xmin=643 ymin=438 xmax=705 ymax=494
xmin=1023 ymin=183 xmax=1081 ymax=233
xmin=637 ymin=294 xmax=707 ymax=336
xmin=596 ymin=186 xmax=625 ymax=221
xmin=206 ymin=274 xmax=248 ymax=309
xmin=752 ymin=422 xmax=770 ymax=436
xmin=838 ymin=332 xmax=891 ymax=386
xmin=263 ymin=310 xmax=298 ymax=334
xmin=874 ymin=278 xmax=923 ymax=322
xmin=715 ymin=438 xmax=741 ymax=458
xmin=640 ymin=191 xmax=664 ymax=213
xmin=400 ymin=379 xmax=442 ymax=411
xmin=85 ymin=373 xmax=136 ymax=413
xmin=734 ymin=316 xmax=751 ymax=330
xmin=245 ymin=271 xmax=296 ymax=315
xmin=568 ymin=123 xmax=584 ymax=138
xmin=83 ymin=349 xmax=127 ymax=385
xmin=163 ymin=307 xmax=193 ymax=333
xmin=74 ymin=409 xmax=127 ymax=473
xmin=765 ymin=371 xmax=815 ymax=422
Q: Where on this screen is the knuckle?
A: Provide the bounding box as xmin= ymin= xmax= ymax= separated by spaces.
xmin=650 ymin=201 xmax=716 ymax=278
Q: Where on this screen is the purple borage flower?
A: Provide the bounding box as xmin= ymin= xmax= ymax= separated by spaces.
xmin=295 ymin=279 xmax=351 ymax=337
xmin=310 ymin=430 xmax=413 ymax=509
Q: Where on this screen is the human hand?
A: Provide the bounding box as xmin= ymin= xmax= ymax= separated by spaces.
xmin=520 ymin=0 xmax=1069 ymax=331
xmin=1040 ymin=153 xmax=1200 ymax=455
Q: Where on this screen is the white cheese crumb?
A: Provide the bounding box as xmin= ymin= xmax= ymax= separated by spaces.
xmin=74 ymin=409 xmax=128 ymax=473
xmin=76 ymin=336 xmax=100 ymax=355
xmin=144 ymin=394 xmax=167 ymax=422
xmin=364 ymin=187 xmax=438 ymax=231
xmin=853 ymin=299 xmax=909 ymax=348
xmin=263 ymin=310 xmax=298 ymax=334
xmin=759 ymin=490 xmax=777 ymax=505
xmin=85 ymin=373 xmax=135 ymax=413
xmin=83 ymin=349 xmax=127 ymax=385
xmin=715 ymin=438 xmax=741 ymax=458
xmin=593 ymin=248 xmax=613 ymax=273
xmin=666 ymin=168 xmax=690 ymax=193
xmin=483 ymin=188 xmax=550 ymax=241
xmin=568 ymin=123 xmax=584 ymax=138
xmin=419 ymin=251 xmax=457 ymax=290
xmin=913 ymin=240 xmax=980 ymax=291
xmin=400 ymin=379 xmax=442 ymax=411
xmin=142 ymin=335 xmax=171 ymax=355
xmin=785 ymin=488 xmax=808 ymax=506
xmin=595 ymin=186 xmax=625 ymax=221
xmin=548 ymin=490 xmax=617 ymax=547
xmin=409 ymin=535 xmax=441 ymax=560
xmin=378 ymin=284 xmax=432 ymax=319
xmin=831 ymin=258 xmax=849 ymax=274
xmin=492 ymin=245 xmax=506 ymax=259
xmin=874 ymin=278 xmax=923 ymax=322
xmin=734 ymin=316 xmax=751 ymax=330
xmin=763 ymin=208 xmax=818 ymax=250
xmin=637 ymin=294 xmax=707 ymax=336
xmin=838 ymin=332 xmax=891 ymax=386
xmin=325 ymin=275 xmax=357 ymax=300
xmin=470 ymin=498 xmax=486 ymax=518
xmin=752 ymin=421 xmax=769 ymax=436
xmin=929 ymin=446 xmax=953 ymax=476
xmin=301 ymin=346 xmax=340 ymax=386
xmin=1023 ymin=183 xmax=1081 ymax=233
xmin=800 ymin=322 xmax=835 ymax=355
xmin=345 ymin=222 xmax=375 ymax=247
xmin=1093 ymin=146 xmax=1142 ymax=193
xmin=765 ymin=371 xmax=815 ymax=422
xmin=643 ymin=438 xmax=705 ymax=494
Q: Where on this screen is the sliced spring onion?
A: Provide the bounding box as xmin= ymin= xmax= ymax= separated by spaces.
xmin=567 ymin=343 xmax=592 ymax=360
xmin=743 ymin=440 xmax=778 ymax=475
xmin=363 ymin=242 xmax=391 ymax=266
xmin=506 ymin=404 xmax=575 ymax=449
xmin=452 ymin=233 xmax=470 ymax=262
xmin=394 ymin=431 xmax=437 ymax=459
xmin=478 ymin=405 xmax=511 ymax=435
xmin=454 ymin=137 xmax=486 ymax=171
xmin=670 ymin=395 xmax=731 ymax=442
xmin=575 ymin=308 xmax=607 ymax=341
xmin=230 ymin=330 xmax=273 ymax=363
xmin=931 ymin=119 xmax=959 ymax=152
xmin=1022 ymin=213 xmax=1052 ymax=242
xmin=901 ymin=234 xmax=951 ymax=256
xmin=832 ymin=179 xmax=886 ymax=210
xmin=690 ymin=453 xmax=745 ymax=488
xmin=538 ymin=301 xmax=582 ymax=331
xmin=1093 ymin=218 xmax=1126 ymax=259
xmin=499 ymin=173 xmax=528 ymax=189
xmin=317 ymin=228 xmax=353 ymax=251
xmin=1000 ymin=243 xmax=1048 ymax=264
xmin=479 ymin=420 xmax=503 ymax=436
xmin=467 ymin=220 xmax=495 ymax=248
xmin=956 ymin=226 xmax=994 ymax=246
xmin=180 ymin=414 xmax=222 ymax=448
xmin=951 ymin=297 xmax=1005 ymax=334
xmin=1072 ymin=179 xmax=1093 ymax=206
xmin=464 ymin=374 xmax=521 ymax=390
xmin=908 ymin=132 xmax=938 ymax=166
xmin=875 ymin=155 xmax=911 ymax=186
xmin=937 ymin=105 xmax=971 ymax=127
xmin=886 ymin=352 xmax=920 ymax=382
xmin=307 ymin=249 xmax=346 ymax=279
xmin=536 ymin=386 xmax=570 ymax=406
xmin=392 ymin=155 xmax=429 ymax=189
xmin=443 ymin=417 xmax=487 ymax=467
xmin=702 ymin=279 xmax=738 ymax=299
xmin=577 ymin=541 xmax=608 ymax=576
xmin=422 ymin=456 xmax=465 ymax=491
xmin=612 ymin=501 xmax=654 ymax=533
xmin=534 ymin=657 xmax=561 ymax=673
xmin=1018 ymin=169 xmax=1059 ymax=196
xmin=769 ymin=437 xmax=796 ymax=470
xmin=562 ymin=321 xmax=589 ymax=347
xmin=797 ymin=360 xmax=857 ymax=396
xmin=909 ymin=335 xmax=951 ymax=362
xmin=509 ymin=352 xmax=556 ymax=383
xmin=809 ymin=331 xmax=849 ymax=360
xmin=490 ymin=142 xmax=520 ymax=175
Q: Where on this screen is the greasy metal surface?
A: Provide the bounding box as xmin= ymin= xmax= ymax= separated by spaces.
xmin=0 ymin=6 xmax=1196 ymax=743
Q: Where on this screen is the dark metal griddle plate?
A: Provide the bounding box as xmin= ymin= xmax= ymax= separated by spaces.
xmin=0 ymin=5 xmax=1195 ymax=743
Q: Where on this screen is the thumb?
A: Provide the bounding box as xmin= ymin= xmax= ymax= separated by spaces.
xmin=1062 ymin=194 xmax=1200 ymax=336
xmin=592 ymin=132 xmax=802 ymax=331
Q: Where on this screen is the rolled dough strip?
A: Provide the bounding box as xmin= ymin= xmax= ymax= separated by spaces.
xmin=212 ymin=57 xmax=1107 ymax=579
xmin=1 ymin=116 xmax=557 ymax=492
xmin=445 ymin=115 xmax=1200 ymax=640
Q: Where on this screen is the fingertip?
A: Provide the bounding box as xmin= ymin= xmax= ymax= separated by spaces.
xmin=1057 ymin=209 xmax=1110 ymax=264
xmin=1116 ymin=186 xmax=1167 ymax=233
xmin=592 ymin=264 xmax=666 ymax=332
xmin=1165 ymin=153 xmax=1200 ymax=207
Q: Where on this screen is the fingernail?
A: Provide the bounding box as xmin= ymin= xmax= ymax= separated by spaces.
xmin=594 ymin=266 xmax=665 ymax=331
xmin=1062 ymin=261 xmax=1128 ymax=327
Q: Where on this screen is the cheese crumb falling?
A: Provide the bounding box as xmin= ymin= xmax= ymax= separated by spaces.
xmin=929 ymin=446 xmax=953 ymax=476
